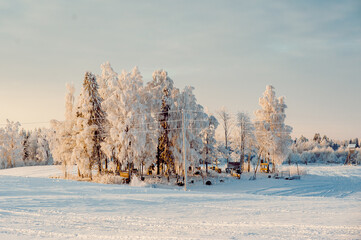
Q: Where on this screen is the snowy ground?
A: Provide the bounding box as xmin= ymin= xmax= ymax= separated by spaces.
xmin=0 ymin=165 xmax=360 ymax=239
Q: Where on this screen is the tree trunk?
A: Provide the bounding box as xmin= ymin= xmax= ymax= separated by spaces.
xmin=247 ymin=154 xmax=251 ymax=172
xmin=157 ymin=145 xmax=160 ymax=175
xmin=116 ymin=160 xmax=121 ymax=175
xmin=64 ymin=162 xmax=68 ymax=179
xmin=105 ymin=157 xmax=108 ymax=171
xmin=167 ymin=162 xmax=171 ymax=182
xmin=240 ymin=153 xmax=244 ymax=174
xmin=252 ymin=151 xmax=263 ymax=179
xmin=128 ymin=162 xmax=131 ymax=183
xmin=205 ymin=140 xmax=209 ymax=174
xmin=89 ymin=163 xmax=93 ymax=180
xmin=97 ymin=149 xmax=102 ymax=174
xmin=240 ymin=124 xmax=245 ymax=173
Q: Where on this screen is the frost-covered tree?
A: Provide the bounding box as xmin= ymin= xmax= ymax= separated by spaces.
xmin=175 ymin=86 xmax=207 ymax=172
xmin=97 ymin=61 xmax=118 ymax=101
xmin=72 ymin=72 xmax=106 ymax=179
xmin=96 ymin=62 xmax=118 ymax=170
xmin=254 ymin=85 xmax=292 ymax=172
xmin=313 ymin=133 xmax=322 ymax=143
xmin=289 ymin=134 xmax=357 ymax=165
xmin=158 ymin=76 xmax=174 ymax=175
xmin=235 ymin=112 xmax=256 ymax=172
xmin=129 ymin=68 xmax=157 ymax=175
xmin=145 ymin=70 xmax=175 ymax=175
xmin=102 ymin=67 xmax=148 ymax=177
xmin=50 ymin=83 xmax=76 ymax=177
xmin=200 ymin=115 xmax=219 ymax=172
xmin=217 ymin=107 xmax=233 ymax=163
xmin=27 ymin=129 xmax=39 ymax=163
xmin=292 ymin=135 xmax=309 ymax=154
xmin=35 ymin=129 xmax=51 ymax=164
xmin=49 ymin=122 xmax=61 ymax=164
xmin=0 ymin=120 xmax=23 ymax=168
xmin=297 ymin=135 xmax=308 ymax=144
xmin=25 ymin=129 xmax=52 ymax=165
xmin=21 ymin=129 xmax=30 ymax=164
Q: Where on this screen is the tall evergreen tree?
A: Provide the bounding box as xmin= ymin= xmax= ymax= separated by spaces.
xmin=146 ymin=70 xmax=175 ymax=175
xmin=72 ymin=72 xmax=106 ymax=179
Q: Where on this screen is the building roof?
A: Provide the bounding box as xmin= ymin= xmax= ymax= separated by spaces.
xmin=348 ymin=144 xmax=356 ymax=149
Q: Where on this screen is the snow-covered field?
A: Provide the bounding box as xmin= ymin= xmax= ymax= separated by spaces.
xmin=0 ymin=165 xmax=360 ymax=239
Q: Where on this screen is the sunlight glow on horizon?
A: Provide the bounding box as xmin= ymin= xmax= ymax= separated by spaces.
xmin=0 ymin=0 xmax=360 ymax=141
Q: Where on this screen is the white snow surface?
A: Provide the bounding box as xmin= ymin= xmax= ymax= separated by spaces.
xmin=0 ymin=165 xmax=360 ymax=239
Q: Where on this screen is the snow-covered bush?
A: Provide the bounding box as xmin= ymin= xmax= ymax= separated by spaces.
xmin=130 ymin=175 xmax=148 ymax=187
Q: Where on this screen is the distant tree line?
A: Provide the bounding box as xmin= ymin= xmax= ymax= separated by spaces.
xmin=0 ymin=120 xmax=52 ymax=169
xmin=288 ymin=134 xmax=360 ymax=164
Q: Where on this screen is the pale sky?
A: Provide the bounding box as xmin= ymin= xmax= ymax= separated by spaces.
xmin=0 ymin=0 xmax=360 ymax=140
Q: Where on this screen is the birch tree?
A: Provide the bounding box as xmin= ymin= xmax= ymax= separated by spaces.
xmin=217 ymin=107 xmax=233 ymax=163
xmin=50 ymin=83 xmax=76 ymax=177
xmin=201 ymin=115 xmax=219 ymax=172
xmin=101 ymin=67 xmax=148 ymax=177
xmin=236 ymin=112 xmax=255 ymax=173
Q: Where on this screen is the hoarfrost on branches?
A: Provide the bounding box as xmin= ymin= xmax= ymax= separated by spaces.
xmin=254 ymin=85 xmax=292 ymax=172
xmin=0 ymin=120 xmax=23 ymax=168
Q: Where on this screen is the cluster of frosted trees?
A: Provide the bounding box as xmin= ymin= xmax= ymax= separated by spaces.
xmin=218 ymin=85 xmax=293 ymax=173
xmin=0 ymin=76 xmax=295 ymax=176
xmin=289 ymin=135 xmax=361 ymax=164
xmin=2 ymin=65 xmax=358 ymax=176
xmin=51 ymin=62 xmax=218 ymax=179
xmin=22 ymin=128 xmax=52 ymax=166
xmin=0 ymin=120 xmax=52 ymax=169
